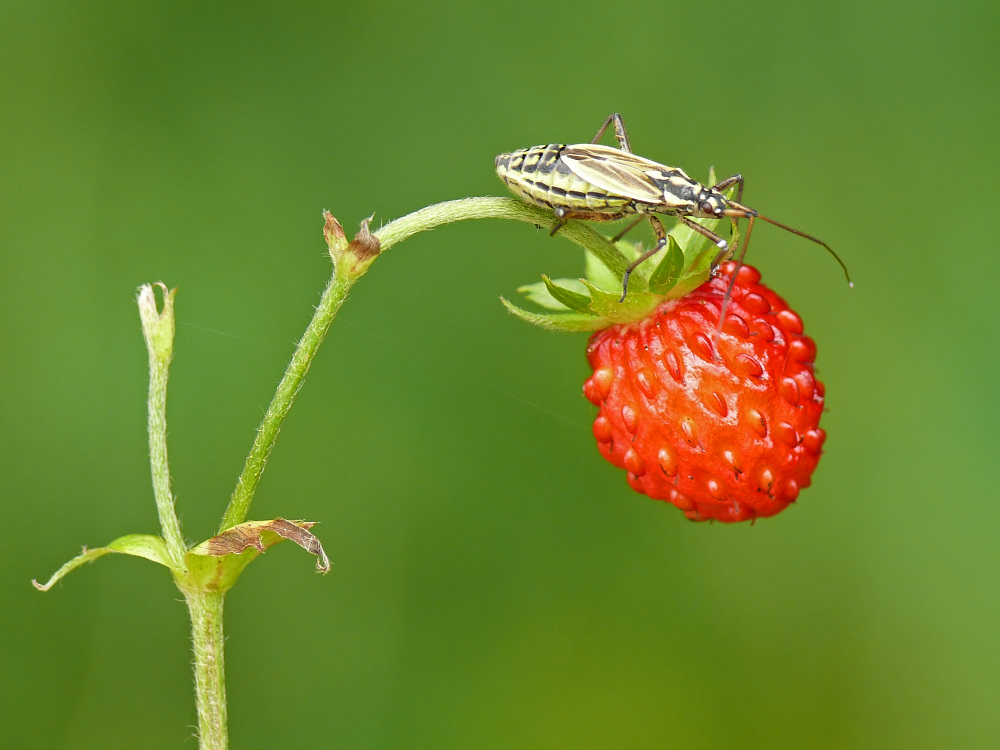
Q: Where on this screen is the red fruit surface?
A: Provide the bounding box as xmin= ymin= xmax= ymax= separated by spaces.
xmin=582 ymin=262 xmax=826 ymax=522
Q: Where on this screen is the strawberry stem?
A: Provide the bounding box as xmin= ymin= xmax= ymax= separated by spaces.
xmin=220 ymin=265 xmax=355 ymax=531
xmin=220 ymin=197 xmax=628 ymax=531
xmin=375 ymin=197 xmax=629 ymax=277
xmin=137 ymin=283 xmax=187 ymax=568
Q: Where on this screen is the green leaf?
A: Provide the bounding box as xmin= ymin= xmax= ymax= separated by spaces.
xmin=648 ymin=236 xmax=684 ymax=295
xmin=33 ymin=534 xmax=175 ymax=591
xmin=500 ymin=297 xmax=606 ymax=332
xmin=541 ymin=275 xmax=593 ymax=314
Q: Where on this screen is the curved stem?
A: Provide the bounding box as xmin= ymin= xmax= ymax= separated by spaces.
xmin=375 ymin=196 xmax=628 ymax=275
xmin=220 ymin=268 xmax=355 ymax=531
xmin=220 ymin=196 xmax=625 ymax=530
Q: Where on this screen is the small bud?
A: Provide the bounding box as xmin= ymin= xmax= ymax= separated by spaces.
xmin=346 ymin=215 xmax=381 ymax=262
xmin=323 ymin=210 xmax=348 ymax=258
xmin=326 ymin=213 xmax=382 ymax=279
xmin=137 ymin=282 xmax=177 ymax=362
xmin=324 ymin=212 xmax=380 ymax=278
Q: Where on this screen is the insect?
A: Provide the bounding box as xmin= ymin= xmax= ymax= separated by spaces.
xmin=496 ymin=113 xmax=851 ymax=301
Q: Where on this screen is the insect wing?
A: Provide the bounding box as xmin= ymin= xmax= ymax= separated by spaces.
xmin=560 ymin=144 xmax=666 ymax=204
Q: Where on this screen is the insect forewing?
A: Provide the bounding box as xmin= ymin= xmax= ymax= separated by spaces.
xmin=560 ymin=144 xmax=667 ymax=204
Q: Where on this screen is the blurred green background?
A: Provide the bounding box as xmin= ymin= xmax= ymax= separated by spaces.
xmin=3 ymin=1 xmax=998 ymax=747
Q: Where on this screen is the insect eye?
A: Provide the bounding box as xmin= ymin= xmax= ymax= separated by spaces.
xmin=701 ymin=201 xmax=719 ymax=215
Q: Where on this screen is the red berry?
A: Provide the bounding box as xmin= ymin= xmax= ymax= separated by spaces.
xmin=582 ymin=262 xmax=825 ymax=522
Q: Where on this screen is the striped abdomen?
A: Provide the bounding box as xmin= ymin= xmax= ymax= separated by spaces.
xmin=495 ymin=144 xmax=634 ymax=215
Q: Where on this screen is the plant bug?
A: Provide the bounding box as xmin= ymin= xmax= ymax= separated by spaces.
xmin=495 ymin=113 xmax=851 ymax=302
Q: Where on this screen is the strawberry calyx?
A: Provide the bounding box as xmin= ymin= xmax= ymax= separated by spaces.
xmin=502 ymin=169 xmax=739 ymax=331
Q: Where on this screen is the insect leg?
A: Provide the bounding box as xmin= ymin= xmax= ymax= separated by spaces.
xmin=754 ymin=213 xmax=853 ymax=286
xmin=725 ymin=198 xmax=853 ymax=286
xmin=618 ymin=216 xmax=668 ymax=301
xmin=714 ymin=214 xmax=758 ymax=351
xmin=610 ymin=215 xmax=645 ymax=243
xmin=648 ymin=215 xmax=667 ymax=245
xmin=679 ymin=216 xmax=731 ymax=269
xmin=550 ymin=206 xmax=629 ymax=236
xmin=590 ymin=113 xmax=632 ymax=153
xmin=712 ymin=173 xmax=748 ymax=251
xmin=713 ymin=173 xmax=745 ymax=203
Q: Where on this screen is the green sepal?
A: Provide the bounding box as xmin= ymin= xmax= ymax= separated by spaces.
xmin=182 ymin=519 xmax=330 ymax=594
xmin=648 ymin=236 xmax=685 ymax=295
xmin=585 ymin=244 xmax=626 ymax=293
xmin=662 ymin=217 xmax=730 ymax=299
xmin=541 ymin=275 xmax=593 ymax=314
xmin=669 ymin=235 xmax=718 ymax=299
xmin=183 ymin=545 xmax=255 ymax=594
xmin=137 ymin=284 xmax=176 ymax=363
xmin=32 ymin=534 xmax=175 ymax=591
xmin=517 ymin=277 xmax=589 ymax=311
xmin=506 ymin=167 xmax=741 ymax=330
xmin=500 ymin=297 xmax=606 ymax=332
xmin=559 ymin=222 xmax=630 ymax=278
xmin=581 ymin=280 xmax=661 ymax=324
xmin=661 ymin=168 xmax=734 ymax=282
xmin=34 ymin=520 xmax=330 ymax=596
xmin=667 ymin=217 xmax=718 ymax=270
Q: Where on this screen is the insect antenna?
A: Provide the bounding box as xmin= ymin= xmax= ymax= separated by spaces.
xmin=724 ymin=200 xmax=852 ymax=288
xmin=755 ymin=213 xmax=853 ymax=288
xmin=714 ymin=209 xmax=852 ymax=359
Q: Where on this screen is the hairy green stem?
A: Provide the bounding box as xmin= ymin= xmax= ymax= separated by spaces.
xmin=220 ymin=269 xmax=355 ymax=531
xmin=375 ymin=196 xmax=628 ymax=275
xmin=135 ymin=198 xmax=628 ymax=750
xmin=220 ymin=196 xmax=624 ymax=531
xmin=186 ymin=590 xmax=227 ymax=750
xmin=139 ymin=285 xmax=187 ymax=568
xmin=148 ymin=352 xmax=186 ymax=566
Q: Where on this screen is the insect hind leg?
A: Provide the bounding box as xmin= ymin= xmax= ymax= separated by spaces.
xmin=550 ymin=206 xmax=629 ymax=236
xmin=591 ymin=113 xmax=633 ymax=153
xmin=610 ymin=215 xmax=645 ymax=244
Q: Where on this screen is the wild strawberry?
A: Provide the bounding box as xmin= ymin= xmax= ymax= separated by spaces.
xmin=582 ymin=262 xmax=824 ymax=522
xmin=502 ymin=191 xmax=835 ymax=523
